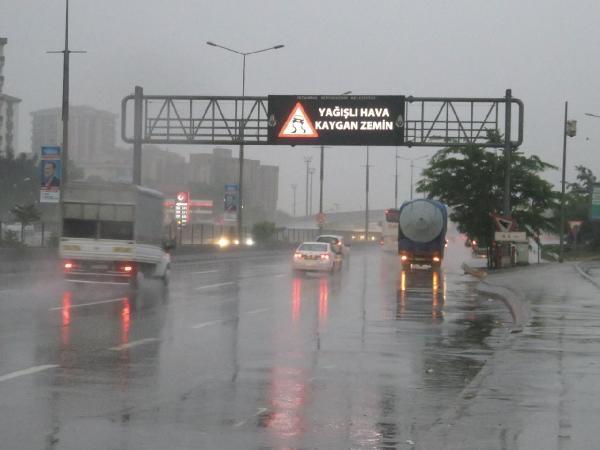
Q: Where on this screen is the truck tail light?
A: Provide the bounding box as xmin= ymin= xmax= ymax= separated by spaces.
xmin=294 ymin=252 xmax=302 ymax=259
xmin=320 ymin=253 xmax=330 ymax=260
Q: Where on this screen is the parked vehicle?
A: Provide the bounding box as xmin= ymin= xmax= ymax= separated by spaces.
xmin=292 ymin=242 xmax=341 ymax=273
xmin=397 ymin=199 xmax=448 ymax=269
xmin=59 ymin=182 xmax=171 ymax=289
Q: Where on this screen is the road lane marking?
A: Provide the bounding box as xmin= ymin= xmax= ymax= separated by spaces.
xmin=190 ymin=270 xmax=218 ymax=275
xmin=109 ymin=338 xmax=160 ymax=351
xmin=233 ymin=420 xmax=246 ymax=428
xmin=192 ymin=319 xmax=224 ymax=329
xmin=245 ymin=308 xmax=270 ymax=315
xmin=0 ymin=365 xmax=58 ymax=383
xmin=194 ymin=282 xmax=235 ymax=291
xmin=49 ymin=297 xmax=126 ymax=311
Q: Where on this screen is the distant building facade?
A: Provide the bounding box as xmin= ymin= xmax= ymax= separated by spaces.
xmin=31 ymin=105 xmax=116 ymax=163
xmin=0 ymin=37 xmax=21 ymax=157
xmin=188 ymin=147 xmax=279 ymax=223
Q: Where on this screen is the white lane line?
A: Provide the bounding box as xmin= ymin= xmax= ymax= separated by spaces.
xmin=49 ymin=297 xmax=126 ymax=311
xmin=245 ymin=308 xmax=270 ymax=315
xmin=194 ymin=282 xmax=235 ymax=291
xmin=233 ymin=420 xmax=246 ymax=428
xmin=256 ymin=408 xmax=268 ymax=416
xmin=0 ymin=365 xmax=58 ymax=383
xmin=192 ymin=319 xmax=224 ymax=329
xmin=190 ymin=270 xmax=218 ymax=275
xmin=109 ymin=338 xmax=160 ymax=351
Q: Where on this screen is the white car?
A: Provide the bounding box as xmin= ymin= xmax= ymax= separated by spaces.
xmin=315 ymin=234 xmax=350 ymax=259
xmin=292 ymin=242 xmax=341 ymax=273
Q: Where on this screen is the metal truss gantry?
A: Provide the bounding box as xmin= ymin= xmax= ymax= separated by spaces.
xmin=121 ymin=88 xmax=524 ymax=149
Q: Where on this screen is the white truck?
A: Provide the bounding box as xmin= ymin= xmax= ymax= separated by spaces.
xmin=59 ymin=182 xmax=171 ymax=289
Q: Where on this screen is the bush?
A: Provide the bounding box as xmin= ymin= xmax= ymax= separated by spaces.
xmin=251 ymin=221 xmax=276 ymax=242
xmin=0 ymin=230 xmax=24 ymax=249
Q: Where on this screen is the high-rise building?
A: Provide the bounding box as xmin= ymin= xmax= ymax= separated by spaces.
xmin=31 ymin=105 xmax=116 ymax=163
xmin=0 ymin=37 xmax=21 ymax=157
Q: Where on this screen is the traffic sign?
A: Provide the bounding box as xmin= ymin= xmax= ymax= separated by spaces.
xmin=268 ymin=95 xmax=405 ymax=146
xmin=495 ymin=231 xmax=527 ymax=242
xmin=492 ymin=214 xmax=518 ymax=232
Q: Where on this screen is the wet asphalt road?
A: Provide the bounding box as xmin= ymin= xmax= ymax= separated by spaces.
xmin=0 ymin=242 xmax=512 ymax=449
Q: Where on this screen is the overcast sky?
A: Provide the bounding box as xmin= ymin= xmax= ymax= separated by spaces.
xmin=2 ymin=0 xmax=600 ymax=214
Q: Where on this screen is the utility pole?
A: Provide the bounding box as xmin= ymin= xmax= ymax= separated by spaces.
xmin=365 ymin=146 xmax=371 ymax=240
xmin=309 ymin=167 xmax=315 ymax=215
xmin=559 ymin=103 xmax=577 ymax=263
xmin=319 ymin=144 xmax=325 ymax=232
xmin=47 ymin=0 xmax=85 ymax=186
xmin=394 ymin=147 xmax=399 ymax=208
xmin=503 ymin=88 xmax=512 ymax=217
xmin=291 ymin=184 xmax=297 ymax=217
xmin=304 ymin=156 xmax=312 ymax=216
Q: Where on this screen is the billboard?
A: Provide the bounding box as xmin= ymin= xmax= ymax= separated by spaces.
xmin=592 ymin=183 xmax=600 ymax=221
xmin=40 ymin=146 xmax=61 ymax=203
xmin=268 ymin=95 xmax=405 ymax=146
xmin=224 ymin=184 xmax=238 ymax=222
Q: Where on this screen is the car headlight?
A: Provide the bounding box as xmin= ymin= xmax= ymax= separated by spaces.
xmin=218 ymin=237 xmax=230 ymax=248
xmin=245 ymin=237 xmax=254 ymax=246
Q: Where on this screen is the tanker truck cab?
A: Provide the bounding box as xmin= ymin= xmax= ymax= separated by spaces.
xmin=60 ymin=182 xmax=171 ymax=289
xmin=397 ymin=199 xmax=448 ymax=270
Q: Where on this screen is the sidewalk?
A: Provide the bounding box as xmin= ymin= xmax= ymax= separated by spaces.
xmin=419 ymin=261 xmax=600 ymax=450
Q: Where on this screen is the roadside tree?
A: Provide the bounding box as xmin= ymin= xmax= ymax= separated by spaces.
xmin=416 ymin=136 xmax=559 ymax=247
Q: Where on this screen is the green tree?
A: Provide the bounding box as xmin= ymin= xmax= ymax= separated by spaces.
xmin=10 ymin=204 xmax=41 ymax=243
xmin=416 ymin=138 xmax=559 ymax=247
xmin=251 ymin=221 xmax=276 ymax=243
xmin=562 ymin=165 xmax=599 ymax=247
xmin=0 ymin=153 xmax=39 ymax=221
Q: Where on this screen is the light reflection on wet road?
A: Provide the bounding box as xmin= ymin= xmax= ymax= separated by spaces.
xmin=0 ymin=243 xmax=511 ymax=449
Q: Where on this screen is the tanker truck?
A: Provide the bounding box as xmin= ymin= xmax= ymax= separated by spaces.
xmin=397 ymin=199 xmax=448 ymax=269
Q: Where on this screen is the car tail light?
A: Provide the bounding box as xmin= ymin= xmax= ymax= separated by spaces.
xmin=294 ymin=252 xmax=302 ymax=259
xmin=123 ymin=265 xmax=133 ymax=272
xmin=400 ymin=255 xmax=408 ymax=261
xmin=64 ymin=262 xmax=74 ymax=270
xmin=320 ymin=253 xmax=330 ymax=260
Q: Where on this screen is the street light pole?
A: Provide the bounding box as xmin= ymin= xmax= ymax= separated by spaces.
xmin=559 ymin=102 xmax=578 ymax=263
xmin=291 ymin=184 xmax=297 ymax=217
xmin=304 ymin=156 xmax=312 ymax=216
xmin=317 ymin=91 xmax=351 ymax=232
xmin=309 ymin=167 xmax=315 ymax=215
xmin=365 ymin=146 xmax=370 ymax=240
xmin=396 ymin=153 xmax=429 ymax=201
xmin=206 ymin=41 xmax=284 ymax=242
xmin=394 ymin=147 xmax=398 ymax=208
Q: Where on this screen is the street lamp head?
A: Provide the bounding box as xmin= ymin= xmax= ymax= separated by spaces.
xmin=341 ymin=91 xmax=352 ymax=95
xmin=273 ymin=44 xmax=284 ymax=49
xmin=206 ymin=41 xmax=217 ymax=47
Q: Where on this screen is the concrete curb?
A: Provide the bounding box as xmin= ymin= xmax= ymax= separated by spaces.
xmin=574 ymin=261 xmax=600 ymax=289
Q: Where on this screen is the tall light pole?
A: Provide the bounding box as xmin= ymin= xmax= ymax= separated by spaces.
xmin=396 ymin=153 xmax=429 ymax=201
xmin=206 ymin=41 xmax=284 ymax=241
xmin=47 ymin=0 xmax=85 ymax=186
xmin=364 ymin=146 xmax=371 ymax=240
xmin=304 ymin=156 xmax=312 ymax=216
xmin=291 ymin=184 xmax=297 ymax=217
xmin=317 ymin=91 xmax=351 ymax=232
xmin=559 ymin=102 xmax=577 ymax=263
xmin=308 ymin=167 xmax=315 ymax=215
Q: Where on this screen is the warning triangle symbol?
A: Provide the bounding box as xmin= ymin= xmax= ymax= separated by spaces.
xmin=278 ymin=102 xmax=319 ymax=138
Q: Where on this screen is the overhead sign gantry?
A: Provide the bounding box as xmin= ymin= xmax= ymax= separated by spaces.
xmin=121 ymin=88 xmax=523 ymax=149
